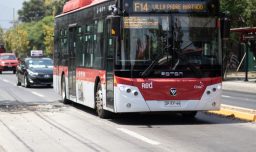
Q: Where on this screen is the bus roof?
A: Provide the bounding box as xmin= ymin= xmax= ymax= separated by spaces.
xmin=62 ymin=0 xmax=107 ymax=14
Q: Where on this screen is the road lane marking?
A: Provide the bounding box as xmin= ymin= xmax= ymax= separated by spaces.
xmin=222 ymin=95 xmax=231 ymax=98
xmin=117 ymin=128 xmax=160 ymax=145
xmin=2 ymin=79 xmax=10 ymax=83
xmin=1 ymin=79 xmax=16 ymax=86
xmin=31 ymin=91 xmax=45 ymax=97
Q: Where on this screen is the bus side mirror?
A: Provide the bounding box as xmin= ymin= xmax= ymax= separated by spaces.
xmin=107 ymin=15 xmax=120 ymax=37
xmin=221 ymin=16 xmax=231 ymax=40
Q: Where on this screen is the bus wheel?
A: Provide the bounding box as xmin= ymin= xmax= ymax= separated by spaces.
xmin=181 ymin=111 xmax=197 ymax=119
xmin=95 ymin=82 xmax=109 ymax=118
xmin=61 ymin=76 xmax=69 ymax=104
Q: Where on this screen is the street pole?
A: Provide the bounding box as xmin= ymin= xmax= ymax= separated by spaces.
xmin=245 ymin=41 xmax=249 ymax=81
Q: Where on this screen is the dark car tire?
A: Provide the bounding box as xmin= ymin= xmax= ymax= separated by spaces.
xmin=24 ymin=75 xmax=30 ymax=88
xmin=17 ymin=77 xmax=21 ymax=86
xmin=13 ymin=70 xmax=16 ymax=74
xmin=0 ymin=71 xmax=2 ymax=74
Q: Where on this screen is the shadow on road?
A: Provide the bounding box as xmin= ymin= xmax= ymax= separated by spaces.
xmin=68 ymin=102 xmax=247 ymax=126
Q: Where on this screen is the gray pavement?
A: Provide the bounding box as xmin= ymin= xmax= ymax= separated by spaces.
xmin=222 ymin=79 xmax=256 ymax=94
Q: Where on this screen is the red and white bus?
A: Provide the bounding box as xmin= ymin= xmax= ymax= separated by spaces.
xmin=54 ymin=0 xmax=227 ymax=118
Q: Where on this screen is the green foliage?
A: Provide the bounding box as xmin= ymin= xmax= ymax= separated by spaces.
xmin=0 ymin=26 xmax=4 ymax=44
xmin=18 ymin=0 xmax=45 ymax=22
xmin=44 ymin=0 xmax=66 ymax=16
xmin=4 ymin=25 xmax=29 ymax=56
xmin=221 ymin=0 xmax=256 ymax=27
xmin=4 ymin=0 xmax=64 ymax=57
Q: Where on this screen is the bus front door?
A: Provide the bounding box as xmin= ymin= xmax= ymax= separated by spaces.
xmin=105 ymin=20 xmax=116 ymax=110
xmin=68 ymin=27 xmax=77 ymax=98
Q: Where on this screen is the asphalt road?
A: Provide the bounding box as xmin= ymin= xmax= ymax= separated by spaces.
xmin=222 ymin=90 xmax=256 ymax=109
xmin=0 ymin=72 xmax=256 ymax=152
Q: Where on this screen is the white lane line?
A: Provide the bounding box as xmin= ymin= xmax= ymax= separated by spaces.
xmin=2 ymin=79 xmax=10 ymax=83
xmin=2 ymin=79 xmax=16 ymax=86
xmin=31 ymin=91 xmax=45 ymax=97
xmin=117 ymin=128 xmax=160 ymax=145
xmin=222 ymin=95 xmax=231 ymax=98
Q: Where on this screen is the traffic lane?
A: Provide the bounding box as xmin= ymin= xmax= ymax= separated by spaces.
xmin=0 ymin=74 xmax=60 ymax=105
xmin=222 ymin=90 xmax=256 ymax=109
xmin=1 ymin=103 xmax=255 ymax=152
xmin=108 ymin=112 xmax=256 ymax=152
xmin=1 ymin=72 xmax=256 ymax=151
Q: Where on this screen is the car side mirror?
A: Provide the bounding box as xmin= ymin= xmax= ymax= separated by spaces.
xmin=20 ymin=65 xmax=25 ymax=70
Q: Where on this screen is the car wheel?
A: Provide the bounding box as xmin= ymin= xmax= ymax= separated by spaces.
xmin=24 ymin=75 xmax=30 ymax=88
xmin=16 ymin=77 xmax=21 ymax=86
xmin=0 ymin=71 xmax=2 ymax=74
xmin=61 ymin=76 xmax=69 ymax=104
xmin=13 ymin=70 xmax=16 ymax=74
xmin=95 ymin=82 xmax=110 ymax=118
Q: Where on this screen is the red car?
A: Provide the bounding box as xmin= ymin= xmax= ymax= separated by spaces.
xmin=0 ymin=53 xmax=19 ymax=74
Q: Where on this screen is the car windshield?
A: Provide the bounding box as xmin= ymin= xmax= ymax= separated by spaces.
xmin=0 ymin=55 xmax=16 ymax=60
xmin=26 ymin=58 xmax=53 ymax=68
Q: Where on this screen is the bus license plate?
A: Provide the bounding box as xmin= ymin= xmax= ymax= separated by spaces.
xmin=164 ymin=101 xmax=181 ymax=107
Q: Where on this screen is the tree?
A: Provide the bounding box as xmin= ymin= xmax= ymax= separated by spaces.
xmin=44 ymin=0 xmax=66 ymax=16
xmin=18 ymin=0 xmax=46 ymax=22
xmin=0 ymin=26 xmax=4 ymax=45
xmin=4 ymin=25 xmax=29 ymax=57
xmin=43 ymin=16 xmax=54 ymax=56
xmin=221 ymin=0 xmax=256 ymax=27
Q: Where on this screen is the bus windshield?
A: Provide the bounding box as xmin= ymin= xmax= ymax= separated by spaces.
xmin=118 ymin=15 xmax=220 ymax=77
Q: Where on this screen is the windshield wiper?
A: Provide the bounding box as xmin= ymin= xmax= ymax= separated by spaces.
xmin=140 ymin=54 xmax=162 ymax=78
xmin=173 ymin=43 xmax=203 ymax=77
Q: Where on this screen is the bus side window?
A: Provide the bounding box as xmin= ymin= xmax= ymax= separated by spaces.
xmin=76 ymin=26 xmax=84 ymax=67
xmin=84 ymin=24 xmax=94 ymax=68
xmin=93 ymin=20 xmax=104 ymax=69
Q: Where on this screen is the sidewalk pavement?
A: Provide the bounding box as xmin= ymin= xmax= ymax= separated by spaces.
xmin=223 ymin=71 xmax=256 ymax=93
xmin=222 ymin=79 xmax=256 ymax=94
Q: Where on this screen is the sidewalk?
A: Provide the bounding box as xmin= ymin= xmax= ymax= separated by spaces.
xmin=222 ymin=80 xmax=256 ymax=94
xmin=223 ymin=71 xmax=256 ymax=93
xmin=209 ymin=73 xmax=256 ymax=122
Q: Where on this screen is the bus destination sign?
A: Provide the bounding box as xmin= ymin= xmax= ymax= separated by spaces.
xmin=133 ymin=1 xmax=207 ymax=13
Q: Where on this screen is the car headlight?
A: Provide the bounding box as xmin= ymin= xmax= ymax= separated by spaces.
xmin=1 ymin=61 xmax=5 ymax=64
xmin=27 ymin=69 xmax=38 ymax=76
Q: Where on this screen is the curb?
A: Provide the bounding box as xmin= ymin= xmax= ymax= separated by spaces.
xmin=208 ymin=104 xmax=256 ymax=122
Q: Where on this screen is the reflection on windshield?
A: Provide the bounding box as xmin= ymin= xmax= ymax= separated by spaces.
xmin=173 ymin=16 xmax=219 ymax=66
xmin=27 ymin=59 xmax=53 ymax=68
xmin=0 ymin=55 xmax=16 ymax=60
xmin=119 ymin=15 xmax=220 ymax=71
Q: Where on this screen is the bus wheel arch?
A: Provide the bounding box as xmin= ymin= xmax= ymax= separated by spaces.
xmin=94 ymin=77 xmax=109 ymax=118
xmin=61 ymin=73 xmax=69 ymax=104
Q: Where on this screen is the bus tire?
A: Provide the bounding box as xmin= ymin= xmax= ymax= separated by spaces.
xmin=95 ymin=82 xmax=109 ymax=119
xmin=181 ymin=111 xmax=197 ymax=119
xmin=61 ymin=76 xmax=69 ymax=104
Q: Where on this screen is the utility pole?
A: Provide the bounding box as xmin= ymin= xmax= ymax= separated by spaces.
xmin=13 ymin=8 xmax=16 ymax=27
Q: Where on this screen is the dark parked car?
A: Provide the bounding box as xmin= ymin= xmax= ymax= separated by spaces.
xmin=16 ymin=57 xmax=53 ymax=87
